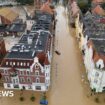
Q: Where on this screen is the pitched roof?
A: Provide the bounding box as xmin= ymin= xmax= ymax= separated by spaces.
xmin=0 ymin=8 xmax=19 ymax=22
xmin=92 ymin=5 xmax=105 ymax=15
xmin=71 ymin=1 xmax=79 ymax=17
xmin=44 ymin=56 xmax=50 ymax=65
xmin=40 ymin=2 xmax=54 ymax=14
xmin=92 ymin=0 xmax=104 ymax=3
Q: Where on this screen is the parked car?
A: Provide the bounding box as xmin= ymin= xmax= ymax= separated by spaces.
xmin=40 ymin=100 xmax=48 ymax=105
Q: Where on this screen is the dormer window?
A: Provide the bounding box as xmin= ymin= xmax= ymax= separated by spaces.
xmin=24 ymin=63 xmax=26 ymax=66
xmin=13 ymin=62 xmax=15 ymax=66
xmin=35 ymin=63 xmax=39 ymax=69
xmin=6 ymin=62 xmax=8 ymax=65
xmin=27 ymin=63 xmax=30 ymax=66
xmin=10 ymin=62 xmax=12 ymax=66
xmin=20 ymin=62 xmax=23 ymax=66
xmin=17 ymin=62 xmax=19 ymax=66
xmin=96 ymin=59 xmax=104 ymax=69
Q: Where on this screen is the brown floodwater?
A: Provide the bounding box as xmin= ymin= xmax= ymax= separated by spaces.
xmin=48 ymin=6 xmax=105 ymax=105
xmin=0 ymin=5 xmax=105 ymax=105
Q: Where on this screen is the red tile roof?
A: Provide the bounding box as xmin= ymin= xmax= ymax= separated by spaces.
xmin=40 ymin=2 xmax=54 ymax=15
xmin=36 ymin=52 xmax=46 ymax=65
xmin=44 ymin=56 xmax=50 ymax=65
xmin=92 ymin=0 xmax=104 ymax=3
xmin=87 ymin=40 xmax=105 ymax=64
xmin=37 ymin=52 xmax=50 ymax=65
xmin=92 ymin=5 xmax=105 ymax=15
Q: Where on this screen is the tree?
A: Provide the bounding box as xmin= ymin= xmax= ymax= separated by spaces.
xmin=63 ymin=0 xmax=69 ymax=7
xmin=16 ymin=0 xmax=34 ymax=5
xmin=77 ymin=0 xmax=91 ymax=14
xmin=19 ymin=96 xmax=25 ymax=101
xmin=30 ymin=96 xmax=36 ymax=102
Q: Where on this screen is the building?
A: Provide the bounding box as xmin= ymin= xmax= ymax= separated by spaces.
xmin=34 ymin=0 xmax=48 ymax=9
xmin=84 ymin=39 xmax=105 ymax=92
xmin=91 ymin=0 xmax=105 ymax=15
xmin=0 ymin=8 xmax=19 ymax=25
xmin=0 ymin=11 xmax=54 ymax=91
xmin=73 ymin=0 xmax=105 ymax=92
xmin=67 ymin=0 xmax=79 ymax=27
xmin=78 ymin=11 xmax=105 ymax=92
xmin=0 ymin=37 xmax=6 ymax=64
xmin=6 ymin=19 xmax=26 ymax=36
xmin=40 ymin=2 xmax=54 ymax=15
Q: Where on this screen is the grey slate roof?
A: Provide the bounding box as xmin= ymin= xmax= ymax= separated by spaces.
xmin=5 ymin=31 xmax=50 ymax=59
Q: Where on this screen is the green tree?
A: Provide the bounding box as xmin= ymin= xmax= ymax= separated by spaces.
xmin=77 ymin=0 xmax=91 ymax=14
xmin=63 ymin=0 xmax=69 ymax=7
xmin=16 ymin=0 xmax=34 ymax=5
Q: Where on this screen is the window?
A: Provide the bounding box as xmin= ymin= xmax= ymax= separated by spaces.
xmin=7 ymin=84 xmax=10 ymax=88
xmin=46 ymin=80 xmax=49 ymax=84
xmin=26 ymin=71 xmax=30 ymax=75
xmin=0 ymin=69 xmax=4 ymax=73
xmin=103 ymin=87 xmax=105 ymax=90
xmin=24 ymin=63 xmax=26 ymax=66
xmin=17 ymin=62 xmax=19 ymax=66
xmin=95 ymin=72 xmax=99 ymax=77
xmin=5 ymin=76 xmax=9 ymax=82
xmin=20 ymin=77 xmax=25 ymax=83
xmin=13 ymin=79 xmax=16 ymax=84
xmin=10 ymin=62 xmax=12 ymax=66
xmin=46 ymin=73 xmax=49 ymax=77
xmin=19 ymin=71 xmax=24 ymax=75
xmin=14 ymin=85 xmax=19 ymax=88
xmin=36 ymin=78 xmax=40 ymax=83
xmin=4 ymin=70 xmax=8 ymax=74
xmin=6 ymin=62 xmax=8 ymax=65
xmin=20 ymin=62 xmax=23 ymax=66
xmin=13 ymin=79 xmax=19 ymax=84
xmin=35 ymin=63 xmax=39 ymax=69
xmin=36 ymin=86 xmax=41 ymax=90
xmin=28 ymin=85 xmax=32 ymax=89
xmin=27 ymin=63 xmax=30 ymax=66
xmin=27 ymin=77 xmax=31 ymax=83
xmin=13 ymin=62 xmax=15 ymax=66
xmin=94 ymin=79 xmax=98 ymax=84
xmin=35 ymin=71 xmax=39 ymax=76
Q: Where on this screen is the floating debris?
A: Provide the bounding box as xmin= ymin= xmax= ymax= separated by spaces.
xmin=55 ymin=50 xmax=61 ymax=55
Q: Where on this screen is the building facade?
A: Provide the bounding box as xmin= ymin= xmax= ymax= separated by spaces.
xmin=0 ymin=37 xmax=6 ymax=64
xmin=0 ymin=10 xmax=54 ymax=91
xmin=77 ymin=11 xmax=105 ymax=92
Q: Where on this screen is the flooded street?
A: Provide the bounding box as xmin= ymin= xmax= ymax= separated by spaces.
xmin=48 ymin=6 xmax=105 ymax=105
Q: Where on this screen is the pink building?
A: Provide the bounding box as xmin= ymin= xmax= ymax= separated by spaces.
xmin=0 ymin=12 xmax=53 ymax=91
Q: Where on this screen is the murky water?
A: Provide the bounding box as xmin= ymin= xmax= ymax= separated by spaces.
xmin=48 ymin=6 xmax=105 ymax=105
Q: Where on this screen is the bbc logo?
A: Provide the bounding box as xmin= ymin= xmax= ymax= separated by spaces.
xmin=0 ymin=91 xmax=14 ymax=97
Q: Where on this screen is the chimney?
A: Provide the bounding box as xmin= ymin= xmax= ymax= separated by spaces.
xmin=27 ymin=37 xmax=33 ymax=45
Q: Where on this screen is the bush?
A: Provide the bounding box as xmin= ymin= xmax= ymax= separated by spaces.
xmin=19 ymin=97 xmax=24 ymax=101
xmin=95 ymin=97 xmax=100 ymax=103
xmin=30 ymin=96 xmax=35 ymax=102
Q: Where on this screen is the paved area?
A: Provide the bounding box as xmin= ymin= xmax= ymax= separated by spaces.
xmin=4 ymin=36 xmax=20 ymax=51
